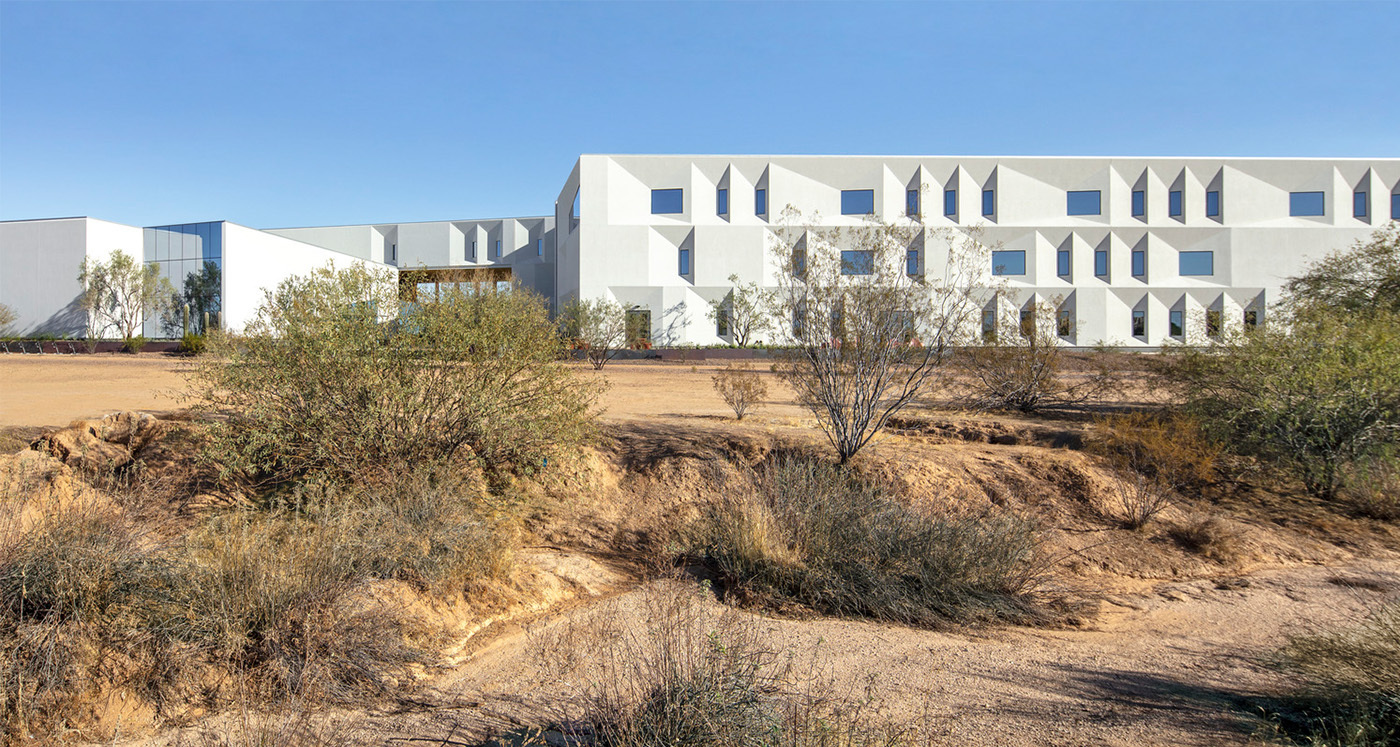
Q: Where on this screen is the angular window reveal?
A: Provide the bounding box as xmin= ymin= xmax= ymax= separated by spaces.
xmin=906 ymin=189 xmax=919 ymax=217
xmin=982 ymin=308 xmax=996 ymax=341
xmin=1169 ymin=190 xmax=1183 ymax=217
xmin=944 ymin=189 xmax=957 ymax=217
xmin=1132 ymin=190 xmax=1146 ymax=217
xmin=1179 ymin=251 xmax=1214 ymax=276
xmin=1290 ymin=191 xmax=1325 ymax=216
xmin=841 ymin=189 xmax=875 ymax=215
xmin=1132 ymin=249 xmax=1145 ymax=277
xmin=1353 ymin=191 xmax=1367 ymax=218
xmin=906 ymin=248 xmax=919 ymax=277
xmin=1095 ymin=249 xmax=1109 ymax=277
xmin=1169 ymin=310 xmax=1184 ymax=339
xmin=841 ymin=250 xmax=874 ymax=275
xmin=1131 ymin=309 xmax=1146 ymax=338
xmin=651 ymin=188 xmax=684 ymax=214
xmin=1206 ymin=190 xmax=1221 ymax=217
xmin=717 ymin=188 xmax=729 ymax=215
xmin=982 ymin=189 xmax=995 ymax=217
xmin=755 ymin=188 xmax=767 ymax=215
xmin=992 ymin=250 xmax=1026 ymax=276
xmin=1067 ymin=190 xmax=1102 ymax=216
xmin=1057 ymin=309 xmax=1072 ymax=338
xmin=1057 ymin=249 xmax=1071 ymax=277
xmin=678 ymin=247 xmax=691 ymax=276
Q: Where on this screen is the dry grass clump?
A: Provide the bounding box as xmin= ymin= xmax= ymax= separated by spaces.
xmin=1091 ymin=413 xmax=1219 ymax=529
xmin=1343 ymin=457 xmax=1400 ymax=521
xmin=700 ymin=455 xmax=1046 ymax=627
xmin=1263 ymin=602 xmax=1400 ymax=746
xmin=1168 ymin=516 xmax=1245 ymax=565
xmin=711 ymin=363 xmax=768 ymax=421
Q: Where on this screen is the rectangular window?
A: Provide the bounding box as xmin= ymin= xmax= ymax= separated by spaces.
xmin=841 ymin=189 xmax=875 ymax=216
xmin=906 ymin=249 xmax=919 ymax=276
xmin=1131 ymin=309 xmax=1146 ymax=338
xmin=1290 ymin=191 xmax=1325 ymax=216
xmin=1206 ymin=190 xmax=1220 ymax=217
xmin=494 ymin=240 xmax=501 ymax=258
xmin=571 ymin=190 xmax=580 ymax=219
xmin=678 ymin=247 xmax=691 ymax=276
xmin=982 ymin=189 xmax=995 ymax=217
xmin=1132 ymin=190 xmax=1145 ymax=217
xmin=716 ymin=305 xmax=730 ymax=337
xmin=537 ymin=238 xmax=543 ymax=256
xmin=1057 ymin=249 xmax=1071 ymax=277
xmin=416 ymin=281 xmax=436 ymax=302
xmin=1206 ymin=309 xmax=1222 ymax=340
xmin=1132 ymin=249 xmax=1145 ymax=277
xmin=791 ymin=248 xmax=805 ymax=278
xmin=1094 ymin=249 xmax=1108 ymax=277
xmin=1019 ymin=309 xmax=1034 ymax=338
xmin=1067 ymin=190 xmax=1102 ymax=216
xmin=992 ymin=250 xmax=1026 ymax=276
xmin=755 ymin=188 xmax=767 ymax=215
xmin=651 ymin=188 xmax=684 ymax=214
xmin=944 ymin=189 xmax=956 ymax=217
xmin=1393 ymin=193 xmax=1400 ymax=220
xmin=792 ymin=304 xmax=806 ymax=338
xmin=1169 ymin=310 xmax=1184 ymax=339
xmin=717 ymin=188 xmax=729 ymax=215
xmin=625 ymin=308 xmax=651 ymax=346
xmin=840 ymin=250 xmax=874 ymax=275
xmin=1169 ymin=190 xmax=1183 ymax=217
xmin=1244 ymin=309 xmax=1258 ymax=331
xmin=1354 ymin=190 xmax=1368 ymax=218
xmin=1179 ymin=250 xmax=1214 ymax=276
xmin=1057 ymin=309 xmax=1072 ymax=338
xmin=390 ymin=243 xmax=397 ymax=263
xmin=906 ymin=189 xmax=919 ymax=217
xmin=982 ymin=308 xmax=996 ymax=341
xmin=471 ymin=240 xmax=477 ymax=260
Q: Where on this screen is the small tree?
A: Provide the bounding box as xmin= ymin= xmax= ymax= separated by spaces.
xmin=958 ymin=299 xmax=1121 ymax=413
xmin=707 ymin=274 xmax=772 ymax=346
xmin=560 ymin=297 xmax=628 ymax=369
xmin=712 ymin=363 xmax=768 ymax=420
xmin=1282 ymin=223 xmax=1400 ymax=316
xmin=78 ymin=250 xmax=175 ymax=344
xmin=768 ymin=207 xmax=986 ymax=463
xmin=0 ymin=303 xmax=15 ymax=335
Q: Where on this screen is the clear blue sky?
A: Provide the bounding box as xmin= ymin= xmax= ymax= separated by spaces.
xmin=1 ymin=1 xmax=1396 ymax=228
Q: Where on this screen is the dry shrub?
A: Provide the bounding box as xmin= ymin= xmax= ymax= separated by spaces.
xmin=711 ymin=363 xmax=768 ymax=421
xmin=1169 ymin=516 xmax=1244 ymax=564
xmin=1266 ymin=601 xmax=1400 ymax=746
xmin=701 ymin=455 xmax=1046 ymax=627
xmin=1344 ymin=456 xmax=1400 ymax=521
xmin=1091 ymin=412 xmax=1218 ymax=529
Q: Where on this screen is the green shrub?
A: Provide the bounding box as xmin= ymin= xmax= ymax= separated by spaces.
xmin=176 ymin=332 xmax=207 ymax=356
xmin=122 ymin=334 xmax=148 ymax=354
xmin=702 ymin=455 xmax=1045 ymax=626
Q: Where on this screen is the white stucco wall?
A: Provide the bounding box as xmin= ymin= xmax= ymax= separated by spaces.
xmin=0 ymin=217 xmax=142 ymax=336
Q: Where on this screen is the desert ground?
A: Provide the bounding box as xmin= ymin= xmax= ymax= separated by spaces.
xmin=2 ymin=353 xmax=1397 ymax=746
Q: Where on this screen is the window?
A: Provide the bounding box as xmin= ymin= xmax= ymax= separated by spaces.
xmin=1019 ymin=308 xmax=1034 ymax=338
xmin=840 ymin=250 xmax=874 ymax=275
xmin=416 ymin=281 xmax=435 ymax=302
xmin=496 ymin=280 xmax=512 ymax=294
xmin=944 ymin=188 xmax=956 ymax=217
xmin=1354 ymin=190 xmax=1368 ymax=218
xmin=651 ymin=188 xmax=684 ymax=214
xmin=625 ymin=308 xmax=651 ymax=346
xmin=1169 ymin=310 xmax=1184 ymax=339
xmin=755 ymin=188 xmax=767 ymax=215
xmin=716 ymin=305 xmax=730 ymax=337
xmin=390 ymin=243 xmax=397 ymax=263
xmin=991 ymin=250 xmax=1026 ymax=276
xmin=1290 ymin=191 xmax=1325 ymax=216
xmin=717 ymin=188 xmax=729 ymax=215
xmin=1169 ymin=190 xmax=1183 ymax=217
xmin=1132 ymin=249 xmax=1145 ymax=277
xmin=571 ymin=190 xmax=580 ymax=220
xmin=1132 ymin=190 xmax=1146 ymax=217
xmin=1057 ymin=249 xmax=1071 ymax=276
xmin=906 ymin=249 xmax=919 ymax=276
xmin=1094 ymin=248 xmax=1108 ymax=277
xmin=678 ymin=247 xmax=691 ymax=276
xmin=537 ymin=238 xmax=544 ymax=256
xmin=1067 ymin=190 xmax=1102 ymax=216
xmin=906 ymin=189 xmax=919 ymax=217
xmin=1206 ymin=190 xmax=1220 ymax=218
xmin=981 ymin=308 xmax=996 ymax=341
xmin=1393 ymin=193 xmax=1400 ymax=220
xmin=1206 ymin=309 xmax=1222 ymax=340
xmin=791 ymin=248 xmax=805 ymax=277
xmin=471 ymin=240 xmax=477 ymax=260
xmin=841 ymin=189 xmax=875 ymax=215
xmin=982 ymin=189 xmax=995 ymax=217
xmin=1179 ymin=250 xmax=1214 ymax=276
xmin=1244 ymin=309 xmax=1259 ymax=331
xmin=792 ymin=304 xmax=806 ymax=337
xmin=494 ymin=240 xmax=501 ymax=258
xmin=1131 ymin=309 xmax=1146 ymax=338
xmin=1057 ymin=309 xmax=1072 ymax=338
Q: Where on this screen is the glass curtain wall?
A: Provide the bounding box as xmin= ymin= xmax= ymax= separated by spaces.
xmin=143 ymin=222 xmax=223 ymax=337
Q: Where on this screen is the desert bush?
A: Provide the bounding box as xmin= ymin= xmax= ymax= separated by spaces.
xmin=1283 ymin=223 xmax=1400 ymax=317
xmin=559 ymin=296 xmax=628 ymax=370
xmin=1342 ymin=454 xmax=1400 ymax=521
xmin=1264 ymin=601 xmax=1400 ymax=746
xmin=1091 ymin=413 xmax=1218 ymax=529
xmin=191 ymin=263 xmax=598 ymax=487
xmin=958 ymin=301 xmax=1122 ymax=413
xmin=177 ymin=331 xmax=207 ymax=356
xmin=711 ymin=363 xmax=768 ymax=421
xmin=702 ymin=455 xmax=1045 ymax=626
xmin=1169 ymin=516 xmax=1244 ymax=564
xmin=122 ymin=334 xmax=148 ymax=354
xmin=0 ymin=304 xmax=15 ymax=336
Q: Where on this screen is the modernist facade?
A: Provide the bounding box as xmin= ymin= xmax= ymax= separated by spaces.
xmin=2 ymin=155 xmax=1397 ymax=347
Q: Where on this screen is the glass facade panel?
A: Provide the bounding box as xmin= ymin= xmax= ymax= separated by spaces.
xmin=841 ymin=189 xmax=875 ymax=215
xmin=651 ymin=188 xmax=684 ymax=214
xmin=1067 ymin=190 xmax=1102 ymax=216
xmin=1290 ymin=191 xmax=1325 ymax=216
xmin=143 ymin=221 xmax=225 ymax=338
xmin=992 ymin=250 xmax=1026 ymax=276
xmin=1132 ymin=190 xmax=1145 ymax=217
xmin=1180 ymin=250 xmax=1214 ymax=276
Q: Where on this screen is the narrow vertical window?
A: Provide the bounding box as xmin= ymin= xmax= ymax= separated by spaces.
xmin=1132 ymin=190 xmax=1146 ymax=217
xmin=1094 ymin=248 xmax=1109 ymax=277
xmin=1132 ymin=249 xmax=1145 ymax=277
xmin=906 ymin=189 xmax=919 ymax=217
xmin=981 ymin=308 xmax=996 ymax=341
xmin=494 ymin=240 xmax=501 ymax=258
xmin=982 ymin=189 xmax=994 ymax=217
xmin=944 ymin=189 xmax=957 ymax=217
xmin=571 ymin=190 xmax=580 ymax=219
xmin=1206 ymin=190 xmax=1220 ymax=218
xmin=1354 ymin=190 xmax=1368 ymax=218
xmin=717 ymin=188 xmax=729 ymax=215
xmin=678 ymin=247 xmax=691 ymax=276
xmin=716 ymin=305 xmax=730 ymax=336
xmin=1244 ymin=309 xmax=1258 ymax=331
xmin=1393 ymin=193 xmax=1400 ymax=220
xmin=390 ymin=243 xmax=397 ymax=263
xmin=1169 ymin=310 xmax=1184 ymax=338
xmin=1131 ymin=309 xmax=1146 ymax=338
xmin=1057 ymin=309 xmax=1072 ymax=338
xmin=1019 ymin=308 xmax=1034 ymax=338
xmin=1169 ymin=190 xmax=1183 ymax=217
xmin=906 ymin=248 xmax=919 ymax=277
xmin=471 ymin=240 xmax=477 ymax=260
xmin=755 ymin=188 xmax=767 ymax=216
xmin=537 ymin=238 xmax=544 ymax=256
xmin=1206 ymin=310 xmax=1222 ymax=340
xmin=1057 ymin=249 xmax=1071 ymax=277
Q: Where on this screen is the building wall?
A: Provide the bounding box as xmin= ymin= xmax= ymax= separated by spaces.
xmin=0 ymin=217 xmax=141 ymax=336
xmin=561 ymin=155 xmax=1400 ymax=347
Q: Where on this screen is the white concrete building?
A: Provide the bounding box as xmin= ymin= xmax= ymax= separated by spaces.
xmin=2 ymin=155 xmax=1397 ymax=346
